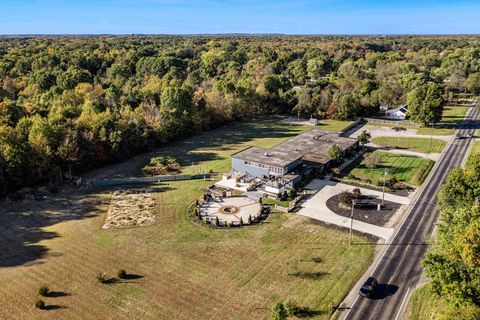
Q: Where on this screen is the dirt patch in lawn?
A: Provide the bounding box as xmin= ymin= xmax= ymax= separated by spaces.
xmin=326 ymin=194 xmax=401 ymax=227
xmin=103 ymin=188 xmax=156 ymax=229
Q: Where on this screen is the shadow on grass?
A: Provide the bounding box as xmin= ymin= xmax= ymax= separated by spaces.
xmin=292 ymin=306 xmax=326 ymax=318
xmin=44 ymin=305 xmax=67 ymax=310
xmin=122 ymin=273 xmax=144 ymax=280
xmin=288 ymin=271 xmax=328 ymax=280
xmin=103 ymin=277 xmax=119 ymax=285
xmin=46 ymin=291 xmax=70 ymax=298
xmin=0 ymin=193 xmax=103 ymax=268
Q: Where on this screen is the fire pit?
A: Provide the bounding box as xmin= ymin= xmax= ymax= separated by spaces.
xmin=220 ymin=205 xmax=239 ymax=215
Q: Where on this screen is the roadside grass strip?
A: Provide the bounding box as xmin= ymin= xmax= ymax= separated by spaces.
xmin=346 ymin=151 xmax=435 ymax=187
xmin=371 ymin=137 xmax=446 ymax=153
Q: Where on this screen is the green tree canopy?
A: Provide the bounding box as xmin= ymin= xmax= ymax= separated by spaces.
xmin=407 ymin=82 xmax=444 ymax=125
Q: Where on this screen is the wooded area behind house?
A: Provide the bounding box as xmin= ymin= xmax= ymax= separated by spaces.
xmin=1 ymin=35 xmax=479 ymax=194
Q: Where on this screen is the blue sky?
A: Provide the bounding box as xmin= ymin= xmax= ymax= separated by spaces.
xmin=0 ymin=0 xmax=479 ymax=34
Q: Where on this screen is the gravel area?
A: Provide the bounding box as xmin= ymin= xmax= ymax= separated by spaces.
xmin=326 ymin=194 xmax=401 ymax=227
xmin=103 ymin=188 xmax=156 ymax=229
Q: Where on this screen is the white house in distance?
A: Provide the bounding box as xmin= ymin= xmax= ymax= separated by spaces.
xmin=385 ymin=104 xmax=408 ymax=120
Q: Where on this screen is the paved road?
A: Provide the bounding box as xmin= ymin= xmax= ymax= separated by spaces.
xmin=341 ymin=106 xmax=480 ymax=320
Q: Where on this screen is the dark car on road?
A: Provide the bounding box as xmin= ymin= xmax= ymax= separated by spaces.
xmin=359 ymin=277 xmax=378 ymax=298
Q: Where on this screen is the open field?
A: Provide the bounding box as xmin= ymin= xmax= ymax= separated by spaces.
xmin=345 ymin=151 xmax=435 ymax=186
xmin=0 ymin=117 xmax=373 ymax=320
xmin=371 ymin=137 xmax=447 ymax=153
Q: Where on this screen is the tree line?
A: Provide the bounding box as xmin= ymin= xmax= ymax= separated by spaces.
xmin=0 ymin=35 xmax=480 ymax=194
xmin=422 ymin=152 xmax=480 ymax=318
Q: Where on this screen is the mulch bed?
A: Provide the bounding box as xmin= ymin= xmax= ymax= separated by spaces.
xmin=326 ymin=194 xmax=401 ymax=227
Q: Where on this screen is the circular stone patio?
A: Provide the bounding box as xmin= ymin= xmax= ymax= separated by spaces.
xmin=199 ymin=196 xmax=261 ymax=225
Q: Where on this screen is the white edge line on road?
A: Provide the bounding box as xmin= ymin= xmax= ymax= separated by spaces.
xmin=342 ymin=295 xmax=359 ymax=320
xmin=394 ymin=286 xmax=411 ymax=320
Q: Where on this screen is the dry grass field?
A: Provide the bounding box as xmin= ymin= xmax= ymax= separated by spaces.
xmin=0 ymin=117 xmax=373 ymax=320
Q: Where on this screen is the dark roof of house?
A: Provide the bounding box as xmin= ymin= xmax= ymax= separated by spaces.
xmin=232 ymin=129 xmax=358 ymax=168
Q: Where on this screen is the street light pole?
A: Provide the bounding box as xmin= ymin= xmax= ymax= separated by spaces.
xmin=382 ymin=168 xmax=388 ymax=207
xmin=349 ymin=200 xmax=356 ymax=245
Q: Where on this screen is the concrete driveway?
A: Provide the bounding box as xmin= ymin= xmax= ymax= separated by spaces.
xmin=297 ymin=179 xmax=410 ymax=240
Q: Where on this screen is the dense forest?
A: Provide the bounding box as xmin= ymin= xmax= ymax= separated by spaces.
xmin=0 ymin=35 xmax=480 ymax=194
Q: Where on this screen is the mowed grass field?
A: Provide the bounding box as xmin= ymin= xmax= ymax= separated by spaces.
xmin=439 ymin=105 xmax=470 ymax=124
xmin=0 ymin=117 xmax=373 ymax=320
xmin=371 ymin=137 xmax=447 ymax=153
xmin=346 ymin=151 xmax=435 ymax=186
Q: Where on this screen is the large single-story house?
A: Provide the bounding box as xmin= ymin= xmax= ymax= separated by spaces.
xmin=231 ymin=129 xmax=359 ymax=191
xmin=385 ymin=104 xmax=408 ymax=120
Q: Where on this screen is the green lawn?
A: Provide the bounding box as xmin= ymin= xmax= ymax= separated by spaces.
xmin=0 ymin=116 xmax=374 ymax=319
xmin=345 ymin=151 xmax=435 ymax=186
xmin=262 ymin=197 xmax=290 ymax=208
xmin=467 ymin=141 xmax=480 ymax=165
xmin=317 ymin=119 xmax=354 ymax=132
xmin=416 ymin=127 xmax=455 ymax=136
xmin=440 ymin=105 xmax=470 ymax=124
xmin=371 ymin=137 xmax=447 ymax=153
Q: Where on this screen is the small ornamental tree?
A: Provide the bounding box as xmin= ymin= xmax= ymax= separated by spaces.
xmin=96 ymin=271 xmax=108 ymax=284
xmin=281 ymin=191 xmax=289 ymax=201
xmin=327 ymin=144 xmax=343 ymax=164
xmin=215 ymin=216 xmax=219 ymax=227
xmin=352 ymin=188 xmax=361 ymax=199
xmin=357 ymin=130 xmax=371 ymax=146
xmin=117 ymin=269 xmax=127 ymax=279
xmin=270 ymin=302 xmax=288 ymax=320
xmin=240 ymin=217 xmax=244 ymax=226
xmin=339 ymin=190 xmax=354 ymax=207
xmin=38 ymin=285 xmax=49 ymax=297
xmin=248 ymin=214 xmax=252 ymax=224
xmin=35 ymin=299 xmax=46 ymax=310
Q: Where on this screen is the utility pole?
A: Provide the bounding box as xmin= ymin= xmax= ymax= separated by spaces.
xmin=349 ymin=200 xmax=356 ymax=245
xmin=382 ymin=168 xmax=388 ymax=206
xmin=429 ymin=122 xmax=434 ymax=152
